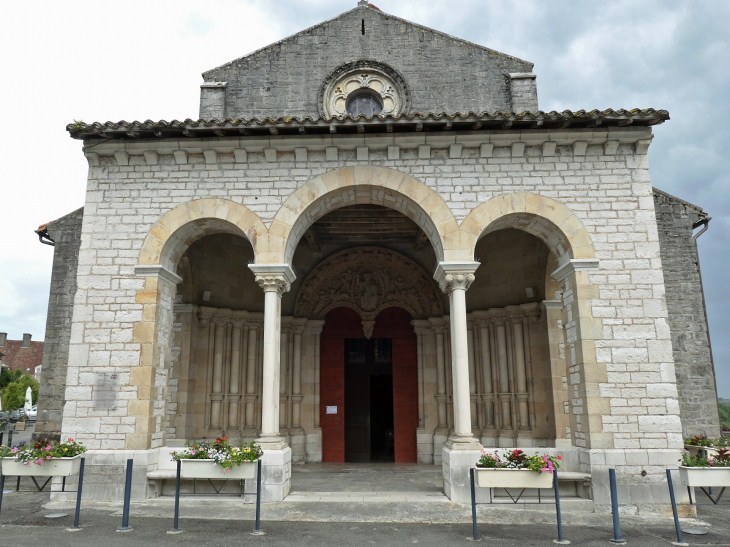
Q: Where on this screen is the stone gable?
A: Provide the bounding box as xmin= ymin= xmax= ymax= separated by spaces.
xmin=200 ymin=5 xmax=535 ymax=120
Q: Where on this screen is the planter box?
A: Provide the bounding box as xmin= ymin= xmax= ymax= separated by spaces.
xmin=180 ymin=459 xmax=256 ymax=480
xmin=15 ymin=422 xmax=26 ymax=431
xmin=1 ymin=455 xmax=81 ymax=477
xmin=474 ymin=468 xmax=554 ymax=489
xmin=678 ymin=466 xmax=730 ymax=487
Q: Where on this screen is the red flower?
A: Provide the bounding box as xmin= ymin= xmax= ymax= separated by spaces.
xmin=222 ymin=437 xmax=227 ymax=441
xmin=557 ymin=456 xmax=562 ymax=460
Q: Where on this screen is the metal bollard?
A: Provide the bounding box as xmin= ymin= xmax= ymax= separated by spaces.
xmin=70 ymin=457 xmax=86 ymax=529
xmin=253 ymin=459 xmax=263 ymax=534
xmin=0 ymin=473 xmax=5 ymax=516
xmin=470 ymin=468 xmax=478 ymax=541
xmin=170 ymin=459 xmax=182 ymax=533
xmin=666 ymin=469 xmax=686 ymax=546
xmin=553 ymin=470 xmax=569 ymax=544
xmin=7 ymin=430 xmax=12 ymax=448
xmin=117 ymin=459 xmax=133 ymax=531
xmin=0 ymin=431 xmax=4 ymax=445
xmin=609 ymin=469 xmax=626 ymax=544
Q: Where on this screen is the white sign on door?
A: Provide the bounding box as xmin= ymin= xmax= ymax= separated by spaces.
xmin=326 ymin=406 xmax=337 ymax=415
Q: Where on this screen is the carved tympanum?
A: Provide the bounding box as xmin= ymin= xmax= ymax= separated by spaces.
xmin=293 ymin=247 xmax=444 ymax=321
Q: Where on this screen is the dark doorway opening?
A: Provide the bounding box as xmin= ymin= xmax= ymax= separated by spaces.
xmin=344 ymin=338 xmax=394 ymax=462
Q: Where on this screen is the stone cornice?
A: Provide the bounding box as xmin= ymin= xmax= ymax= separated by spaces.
xmin=134 ymin=264 xmax=183 ymax=285
xmin=551 ymin=259 xmax=600 ymax=282
xmin=80 ymin=126 xmax=656 ymax=161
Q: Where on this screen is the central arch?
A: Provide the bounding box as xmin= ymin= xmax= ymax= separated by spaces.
xmin=265 ymin=167 xmax=459 ymax=265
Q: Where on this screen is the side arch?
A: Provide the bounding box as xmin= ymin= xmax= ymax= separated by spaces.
xmin=138 ymin=198 xmax=267 ymax=271
xmin=264 ymin=167 xmax=460 ymax=265
xmin=460 ymin=193 xmax=596 ymax=265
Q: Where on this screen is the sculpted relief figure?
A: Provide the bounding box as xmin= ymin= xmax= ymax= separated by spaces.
xmin=294 ymin=247 xmax=444 ymax=321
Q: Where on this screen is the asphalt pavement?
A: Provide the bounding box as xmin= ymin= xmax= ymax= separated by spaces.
xmin=1 ymin=487 xmax=729 ymax=546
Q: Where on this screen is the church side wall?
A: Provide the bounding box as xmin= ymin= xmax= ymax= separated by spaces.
xmin=34 ymin=207 xmax=84 ymax=443
xmin=652 ymin=189 xmax=719 ymax=437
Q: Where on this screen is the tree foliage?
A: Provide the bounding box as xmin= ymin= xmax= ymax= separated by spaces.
xmin=719 ymin=402 xmax=730 ymax=430
xmin=0 ymin=371 xmax=39 ymax=411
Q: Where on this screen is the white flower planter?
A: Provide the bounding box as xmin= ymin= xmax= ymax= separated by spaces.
xmin=474 ymin=468 xmax=554 ymax=489
xmin=1 ymin=455 xmax=81 ymax=477
xmin=678 ymin=466 xmax=730 ymax=487
xmin=180 ymin=459 xmax=256 ymax=480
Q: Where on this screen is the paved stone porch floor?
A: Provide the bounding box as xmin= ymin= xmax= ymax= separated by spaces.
xmin=288 ymin=462 xmax=447 ymax=502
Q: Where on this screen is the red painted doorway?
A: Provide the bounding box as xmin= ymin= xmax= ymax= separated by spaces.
xmin=320 ymin=307 xmax=418 ymax=463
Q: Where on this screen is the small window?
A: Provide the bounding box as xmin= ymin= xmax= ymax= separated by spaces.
xmin=346 ymin=92 xmax=383 ymax=117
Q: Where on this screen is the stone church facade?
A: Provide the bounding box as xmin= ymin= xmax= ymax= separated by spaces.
xmin=34 ymin=2 xmax=719 ymax=510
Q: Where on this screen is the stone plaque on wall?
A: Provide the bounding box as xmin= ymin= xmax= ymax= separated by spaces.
xmin=93 ymin=372 xmax=119 ymax=409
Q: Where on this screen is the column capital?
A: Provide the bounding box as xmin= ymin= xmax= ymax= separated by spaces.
xmin=433 ymin=262 xmax=480 ymax=294
xmin=249 ymin=263 xmax=296 ymax=295
xmin=308 ymin=319 xmax=326 ymax=336
xmin=134 ymin=264 xmax=183 ymax=285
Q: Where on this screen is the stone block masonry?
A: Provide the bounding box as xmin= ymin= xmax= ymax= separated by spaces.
xmin=201 ymin=5 xmax=535 ymax=120
xmin=34 ymin=207 xmax=84 ymax=443
xmin=653 ymin=189 xmax=719 ymax=437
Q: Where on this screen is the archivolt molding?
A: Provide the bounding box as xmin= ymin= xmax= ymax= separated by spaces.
xmin=138 ymin=198 xmax=267 ymax=271
xmin=460 ymin=193 xmax=596 ymax=265
xmin=293 ymin=247 xmax=444 ymax=323
xmin=268 ymin=166 xmax=459 ymax=265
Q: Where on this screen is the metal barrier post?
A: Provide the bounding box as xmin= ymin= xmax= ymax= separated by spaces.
xmin=0 ymin=473 xmax=5 ymax=517
xmin=470 ymin=468 xmax=478 ymax=541
xmin=253 ymin=459 xmax=263 ymax=534
xmin=609 ymin=469 xmax=626 ymax=544
xmin=553 ymin=470 xmax=569 ymax=544
xmin=170 ymin=460 xmax=182 ymax=533
xmin=0 ymin=431 xmax=4 ymax=445
xmin=117 ymin=458 xmax=133 ymax=531
xmin=7 ymin=430 xmax=12 ymax=448
xmin=666 ymin=469 xmax=686 ymax=546
xmin=70 ymin=457 xmax=86 ymax=529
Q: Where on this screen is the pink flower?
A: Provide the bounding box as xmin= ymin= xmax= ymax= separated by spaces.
xmin=191 ymin=449 xmax=196 ymax=455
xmin=47 ymin=455 xmax=52 ymax=460
xmin=11 ymin=447 xmax=18 ymax=453
xmin=45 ymin=445 xmax=52 ymax=451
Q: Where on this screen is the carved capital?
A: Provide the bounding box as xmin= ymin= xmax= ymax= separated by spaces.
xmin=439 ymin=272 xmax=475 ymax=294
xmin=433 ymin=262 xmax=479 ymax=294
xmin=248 ymin=264 xmax=296 ymax=296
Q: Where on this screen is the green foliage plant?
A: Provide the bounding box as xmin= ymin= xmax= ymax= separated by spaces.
xmin=7 ymin=438 xmax=86 ymax=467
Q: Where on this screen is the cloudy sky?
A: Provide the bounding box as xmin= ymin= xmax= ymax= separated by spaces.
xmin=0 ymin=0 xmax=727 ymax=396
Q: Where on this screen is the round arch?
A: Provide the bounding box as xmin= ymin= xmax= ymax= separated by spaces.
xmin=460 ymin=193 xmax=596 ymax=266
xmin=138 ymin=198 xmax=267 ymax=271
xmin=265 ymin=167 xmax=459 ymax=265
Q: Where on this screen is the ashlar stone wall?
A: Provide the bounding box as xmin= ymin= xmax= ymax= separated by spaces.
xmin=69 ymin=126 xmax=682 ymax=464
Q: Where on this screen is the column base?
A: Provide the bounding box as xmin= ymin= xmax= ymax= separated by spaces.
xmin=259 ymin=446 xmax=292 ymax=502
xmin=255 ymin=435 xmax=289 ymax=451
xmin=442 ymin=443 xmax=482 ymax=503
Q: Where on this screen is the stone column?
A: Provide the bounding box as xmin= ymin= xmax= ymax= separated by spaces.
xmin=411 ymin=320 xmax=430 ymax=429
xmin=510 ymin=312 xmax=530 ymax=430
xmin=210 ymin=318 xmax=226 ymax=430
xmin=291 ymin=323 xmax=305 ymax=429
xmin=279 ymin=324 xmax=289 ymax=431
xmin=244 ymin=321 xmax=259 ymax=429
xmin=429 ymin=318 xmax=448 ymax=430
xmin=248 ymin=263 xmax=295 ymax=502
xmin=434 ymin=262 xmax=481 ymax=503
xmin=309 ymin=322 xmax=325 ymax=429
xmin=477 ymin=317 xmax=496 ymax=443
xmin=467 ymin=322 xmax=479 ymax=431
xmin=228 ymin=319 xmax=243 ymax=429
xmin=496 ymin=320 xmax=512 ymax=430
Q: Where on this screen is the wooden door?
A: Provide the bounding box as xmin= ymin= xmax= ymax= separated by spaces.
xmin=345 ymin=370 xmax=371 ymax=462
